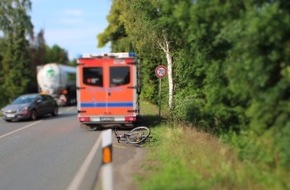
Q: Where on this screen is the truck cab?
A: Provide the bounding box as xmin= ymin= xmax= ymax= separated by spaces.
xmin=76 ymin=52 xmax=141 ymax=127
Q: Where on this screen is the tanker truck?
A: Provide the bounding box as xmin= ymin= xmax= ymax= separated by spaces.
xmin=37 ymin=63 xmax=77 ymax=106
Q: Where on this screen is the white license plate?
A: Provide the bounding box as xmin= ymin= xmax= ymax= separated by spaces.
xmin=6 ymin=114 xmax=15 ymax=118
xmin=100 ymin=117 xmax=114 ymax=122
xmin=89 ymin=118 xmax=99 ymax=122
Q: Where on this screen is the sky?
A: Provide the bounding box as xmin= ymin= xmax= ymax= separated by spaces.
xmin=30 ymin=0 xmax=112 ymax=60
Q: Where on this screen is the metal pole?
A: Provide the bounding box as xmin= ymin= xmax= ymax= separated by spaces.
xmin=159 ymin=78 xmax=161 ymax=117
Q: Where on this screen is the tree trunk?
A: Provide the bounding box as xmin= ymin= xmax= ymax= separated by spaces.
xmin=158 ymin=39 xmax=174 ymax=111
xmin=166 ymin=49 xmax=173 ymax=111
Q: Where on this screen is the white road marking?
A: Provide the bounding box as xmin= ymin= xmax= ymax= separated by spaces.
xmin=67 ymin=135 xmax=102 ymax=190
xmin=0 ymin=120 xmax=43 ymax=140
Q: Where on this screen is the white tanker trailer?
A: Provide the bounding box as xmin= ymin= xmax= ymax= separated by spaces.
xmin=37 ymin=63 xmax=77 ymax=106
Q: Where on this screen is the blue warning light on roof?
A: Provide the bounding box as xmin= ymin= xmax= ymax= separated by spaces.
xmin=129 ymin=52 xmax=136 ymax=57
xmin=76 ymin=53 xmax=82 ymax=59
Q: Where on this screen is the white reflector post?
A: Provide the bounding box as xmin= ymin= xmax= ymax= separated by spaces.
xmin=102 ymin=129 xmax=112 ymax=149
xmin=101 ymin=129 xmax=113 ymax=190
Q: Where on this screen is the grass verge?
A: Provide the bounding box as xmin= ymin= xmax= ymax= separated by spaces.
xmin=137 ymin=101 xmax=288 ymax=190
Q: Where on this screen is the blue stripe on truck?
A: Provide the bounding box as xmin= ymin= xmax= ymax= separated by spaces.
xmin=81 ymin=102 xmax=133 ymax=108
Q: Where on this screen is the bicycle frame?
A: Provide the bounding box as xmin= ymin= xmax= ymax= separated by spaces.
xmin=114 ymin=126 xmax=150 ymax=144
xmin=113 ymin=128 xmax=128 ymax=143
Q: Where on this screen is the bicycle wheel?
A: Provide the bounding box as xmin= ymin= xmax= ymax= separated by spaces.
xmin=126 ymin=126 xmax=150 ymax=144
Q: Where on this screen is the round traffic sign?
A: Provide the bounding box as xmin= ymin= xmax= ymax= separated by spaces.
xmin=155 ymin=65 xmax=167 ymax=78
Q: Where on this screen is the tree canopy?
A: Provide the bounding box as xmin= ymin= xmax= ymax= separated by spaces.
xmin=0 ymin=1 xmax=70 ymax=105
xmin=99 ymin=0 xmax=290 ymax=170
xmin=0 ymin=0 xmax=33 ymax=101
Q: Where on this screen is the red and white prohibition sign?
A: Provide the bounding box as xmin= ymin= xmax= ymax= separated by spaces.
xmin=155 ymin=65 xmax=168 ymax=78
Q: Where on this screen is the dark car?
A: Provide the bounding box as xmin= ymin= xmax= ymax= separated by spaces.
xmin=1 ymin=94 xmax=58 ymax=122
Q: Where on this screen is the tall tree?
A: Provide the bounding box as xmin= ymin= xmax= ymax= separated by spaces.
xmin=45 ymin=44 xmax=69 ymax=64
xmin=28 ymin=29 xmax=46 ymax=93
xmin=97 ymin=0 xmax=161 ymax=104
xmin=0 ymin=37 xmax=6 ymax=105
xmin=0 ymin=0 xmax=33 ymax=100
xmin=99 ymin=0 xmax=193 ymax=111
xmin=121 ymin=0 xmax=177 ymax=110
xmin=97 ymin=0 xmax=132 ymax=52
xmin=30 ymin=29 xmax=46 ymax=67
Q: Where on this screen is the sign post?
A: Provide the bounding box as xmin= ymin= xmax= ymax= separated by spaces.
xmin=155 ymin=65 xmax=167 ymax=117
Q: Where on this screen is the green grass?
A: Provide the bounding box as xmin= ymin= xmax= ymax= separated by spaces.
xmin=138 ymin=101 xmax=289 ymax=190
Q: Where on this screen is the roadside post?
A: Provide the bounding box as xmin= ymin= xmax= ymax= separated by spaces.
xmin=155 ymin=65 xmax=168 ymax=117
xmin=101 ymin=129 xmax=113 ymax=190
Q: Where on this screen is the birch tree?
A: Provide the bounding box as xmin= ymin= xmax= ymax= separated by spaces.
xmin=98 ymin=0 xmax=191 ymax=111
xmin=125 ymin=0 xmax=193 ymax=111
xmin=157 ymin=35 xmax=174 ymax=110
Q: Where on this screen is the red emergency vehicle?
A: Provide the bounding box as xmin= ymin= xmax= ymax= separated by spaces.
xmin=76 ymin=52 xmax=141 ymax=127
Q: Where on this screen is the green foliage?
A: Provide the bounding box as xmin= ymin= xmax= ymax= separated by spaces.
xmin=0 ymin=0 xmax=33 ymax=36
xmin=0 ymin=38 xmax=5 ymax=105
xmin=140 ymin=59 xmax=159 ymax=103
xmin=137 ymin=102 xmax=289 ymax=190
xmin=102 ymin=0 xmax=290 ymax=181
xmin=44 ymin=44 xmax=69 ymax=64
xmin=97 ymin=0 xmax=132 ymax=52
xmin=274 ymin=122 xmax=290 ymax=168
xmin=29 ymin=29 xmax=46 ymax=66
xmin=140 ymin=125 xmax=290 ymax=190
xmin=0 ymin=0 xmax=33 ymax=101
xmin=0 ymin=2 xmax=70 ymax=103
xmin=221 ymin=1 xmax=290 ymax=134
xmin=1 ymin=31 xmax=31 ymax=100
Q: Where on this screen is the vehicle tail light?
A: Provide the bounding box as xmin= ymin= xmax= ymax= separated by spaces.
xmin=125 ymin=116 xmax=136 ymax=122
xmin=61 ymin=89 xmax=68 ymax=95
xmin=79 ymin=117 xmax=90 ymax=122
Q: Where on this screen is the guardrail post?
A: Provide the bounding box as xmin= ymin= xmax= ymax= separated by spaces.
xmin=101 ymin=129 xmax=113 ymax=190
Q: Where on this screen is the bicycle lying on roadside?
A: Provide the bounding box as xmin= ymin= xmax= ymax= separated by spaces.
xmin=114 ymin=126 xmax=151 ymax=144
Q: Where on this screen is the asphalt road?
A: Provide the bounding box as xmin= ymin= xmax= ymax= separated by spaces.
xmin=0 ymin=106 xmax=146 ymax=190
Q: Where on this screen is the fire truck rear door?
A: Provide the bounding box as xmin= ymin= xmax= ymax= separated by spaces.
xmin=107 ymin=60 xmax=136 ymax=116
xmin=78 ymin=58 xmax=107 ymax=116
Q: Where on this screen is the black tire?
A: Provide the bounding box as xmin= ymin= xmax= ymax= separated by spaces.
xmin=51 ymin=106 xmax=58 ymax=116
xmin=126 ymin=126 xmax=150 ymax=144
xmin=80 ymin=124 xmax=91 ymax=130
xmin=31 ymin=110 xmax=38 ymax=121
xmin=90 ymin=124 xmax=103 ymax=131
xmin=80 ymin=124 xmax=102 ymax=131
